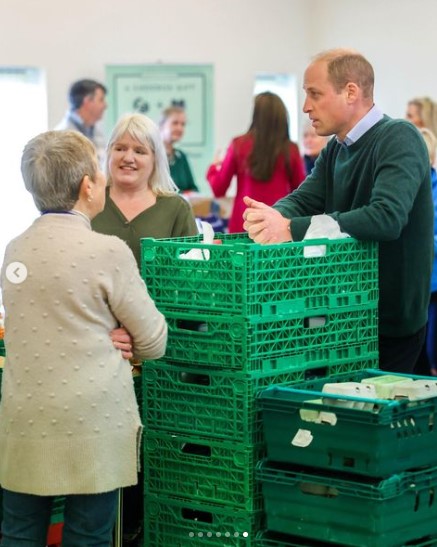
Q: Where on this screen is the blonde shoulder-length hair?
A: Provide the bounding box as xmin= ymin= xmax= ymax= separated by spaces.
xmin=106 ymin=113 xmax=179 ymax=195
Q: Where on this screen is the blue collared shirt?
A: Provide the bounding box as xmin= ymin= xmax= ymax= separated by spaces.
xmin=340 ymin=105 xmax=384 ymax=146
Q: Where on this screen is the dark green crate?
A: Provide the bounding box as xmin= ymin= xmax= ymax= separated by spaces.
xmin=142 ymin=359 xmax=374 ymax=443
xmin=141 ymin=233 xmax=378 ymax=319
xmin=259 ymin=369 xmax=437 ymax=477
xmin=162 ymin=306 xmax=378 ymax=372
xmin=257 ymin=460 xmax=437 ymax=547
xmin=255 ymin=530 xmax=437 ymax=547
xmin=144 ymin=494 xmax=262 ymax=546
xmin=144 ymin=430 xmax=264 ymax=510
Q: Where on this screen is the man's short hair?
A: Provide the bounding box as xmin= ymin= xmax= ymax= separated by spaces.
xmin=68 ymin=79 xmax=107 ymax=110
xmin=313 ymin=49 xmax=374 ymax=100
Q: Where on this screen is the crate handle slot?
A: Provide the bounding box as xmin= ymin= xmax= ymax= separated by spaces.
xmin=175 ymin=319 xmax=208 ymax=333
xmin=180 ymin=442 xmax=212 ymax=457
xmin=304 ymin=316 xmax=327 ymax=329
xmin=299 ymin=482 xmax=339 ymax=498
xmin=178 ymin=371 xmax=211 ymax=386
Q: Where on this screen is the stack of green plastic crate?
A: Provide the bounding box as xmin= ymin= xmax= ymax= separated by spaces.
xmin=257 ymin=369 xmax=437 ymax=546
xmin=140 ymin=232 xmax=379 ymax=546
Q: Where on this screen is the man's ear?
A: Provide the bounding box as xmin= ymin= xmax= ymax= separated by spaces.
xmin=345 ymin=82 xmax=360 ymax=104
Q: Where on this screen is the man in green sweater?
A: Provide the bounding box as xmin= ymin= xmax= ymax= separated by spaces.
xmin=243 ymin=48 xmax=433 ymax=374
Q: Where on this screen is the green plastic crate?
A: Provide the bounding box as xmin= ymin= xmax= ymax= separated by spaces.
xmin=142 ymin=359 xmax=375 ymax=443
xmin=255 ymin=530 xmax=437 ymax=547
xmin=162 ymin=306 xmax=378 ymax=372
xmin=144 ymin=430 xmax=264 ymax=510
xmin=141 ymin=233 xmax=378 ymax=319
xmin=259 ymin=369 xmax=437 ymax=477
xmin=144 ymin=493 xmax=262 ymax=547
xmin=257 ymin=460 xmax=437 ymax=547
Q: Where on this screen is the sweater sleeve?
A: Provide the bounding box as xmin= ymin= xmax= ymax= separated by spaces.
xmin=105 ymin=238 xmax=168 ymax=361
xmin=274 ymin=146 xmax=329 ymax=240
xmin=206 ymin=141 xmax=237 ymax=197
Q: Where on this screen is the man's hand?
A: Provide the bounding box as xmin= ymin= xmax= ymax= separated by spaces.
xmin=111 ymin=326 xmax=133 ymax=360
xmin=242 ymin=196 xmax=292 ymax=244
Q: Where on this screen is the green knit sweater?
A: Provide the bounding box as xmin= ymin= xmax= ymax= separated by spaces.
xmin=274 ymin=116 xmax=433 ymax=337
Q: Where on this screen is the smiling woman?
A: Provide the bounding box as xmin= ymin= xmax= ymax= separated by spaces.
xmin=91 ymin=113 xmax=198 ymax=266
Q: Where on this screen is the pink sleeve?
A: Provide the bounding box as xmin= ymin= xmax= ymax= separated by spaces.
xmin=206 ymin=142 xmax=237 ymax=197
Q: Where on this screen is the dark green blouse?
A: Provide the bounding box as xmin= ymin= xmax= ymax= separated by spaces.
xmin=92 ymin=189 xmax=198 ymax=267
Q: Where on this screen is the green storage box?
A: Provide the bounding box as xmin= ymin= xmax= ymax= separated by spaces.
xmin=257 ymin=460 xmax=437 ymax=547
xmin=141 ymin=233 xmax=378 ymax=320
xmin=255 ymin=530 xmax=437 ymax=547
xmin=144 ymin=430 xmax=264 ymax=510
xmin=161 ymin=306 xmax=378 ymax=373
xmin=144 ymin=494 xmax=262 ymax=546
xmin=259 ymin=369 xmax=437 ymax=477
xmin=143 ymin=359 xmax=369 ymax=443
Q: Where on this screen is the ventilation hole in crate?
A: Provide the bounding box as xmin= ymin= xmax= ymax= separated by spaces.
xmin=429 ymin=488 xmax=435 ymax=507
xmin=414 ymin=492 xmax=420 ymax=512
xmin=342 ymin=457 xmax=355 ymax=468
xmin=181 ymin=508 xmax=213 ymax=523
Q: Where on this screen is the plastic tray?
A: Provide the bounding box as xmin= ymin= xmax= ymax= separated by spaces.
xmin=141 ymin=233 xmax=378 ymax=320
xmin=162 ymin=306 xmax=378 ymax=372
xmin=259 ymin=369 xmax=437 ymax=477
xmin=144 ymin=430 xmax=264 ymax=510
xmin=144 ymin=493 xmax=262 ymax=546
xmin=258 ymin=460 xmax=437 ymax=547
xmin=143 ymin=359 xmax=373 ymax=443
xmin=255 ymin=530 xmax=437 ymax=547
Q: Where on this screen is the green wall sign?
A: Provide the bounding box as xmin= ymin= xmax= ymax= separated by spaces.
xmin=105 ymin=64 xmax=214 ymax=192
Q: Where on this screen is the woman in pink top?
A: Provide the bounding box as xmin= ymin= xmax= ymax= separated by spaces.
xmin=206 ymin=92 xmax=305 ymax=233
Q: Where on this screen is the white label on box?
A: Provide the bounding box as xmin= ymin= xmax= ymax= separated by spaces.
xmin=291 ymin=429 xmax=313 ymax=447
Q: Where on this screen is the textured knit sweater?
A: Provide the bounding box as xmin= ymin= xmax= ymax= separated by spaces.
xmin=0 ymin=212 xmax=167 ymax=495
xmin=274 ymin=117 xmax=433 ymax=337
xmin=91 ymin=191 xmax=198 ymax=267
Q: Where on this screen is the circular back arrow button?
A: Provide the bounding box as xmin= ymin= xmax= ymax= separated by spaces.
xmin=6 ymin=262 xmax=28 ymax=284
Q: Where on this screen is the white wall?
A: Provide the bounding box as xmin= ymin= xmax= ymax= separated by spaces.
xmin=0 ymin=0 xmax=309 ymax=156
xmin=307 ymin=0 xmax=437 ymax=120
xmin=2 ymin=0 xmax=437 ymax=165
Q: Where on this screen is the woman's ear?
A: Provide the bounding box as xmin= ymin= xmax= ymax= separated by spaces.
xmin=78 ymin=174 xmax=94 ymax=203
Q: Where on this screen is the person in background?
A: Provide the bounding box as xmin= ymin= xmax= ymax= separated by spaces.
xmin=55 ymin=79 xmax=108 ymax=164
xmin=158 ymin=105 xmax=199 ymax=192
xmin=243 ymin=49 xmax=433 ymax=374
xmin=206 ymin=91 xmax=305 ymax=233
xmin=0 ymin=130 xmax=167 ymax=546
xmin=302 ymin=120 xmax=329 ymax=174
xmin=92 ymin=112 xmax=197 ymax=546
xmin=92 ymin=112 xmax=198 ymax=267
xmin=406 ymin=97 xmax=437 ymax=136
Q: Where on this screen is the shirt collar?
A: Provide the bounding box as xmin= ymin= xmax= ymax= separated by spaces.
xmin=339 ymin=104 xmax=384 ymax=146
xmin=68 ymin=111 xmax=94 ymax=139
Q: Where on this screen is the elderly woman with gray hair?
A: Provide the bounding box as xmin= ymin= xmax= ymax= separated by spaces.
xmin=0 ymin=130 xmax=167 ymax=546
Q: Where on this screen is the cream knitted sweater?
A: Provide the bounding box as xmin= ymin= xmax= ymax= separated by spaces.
xmin=0 ymin=212 xmax=167 ymax=495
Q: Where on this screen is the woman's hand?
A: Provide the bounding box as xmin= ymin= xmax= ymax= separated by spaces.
xmin=110 ymin=326 xmax=133 ymax=360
